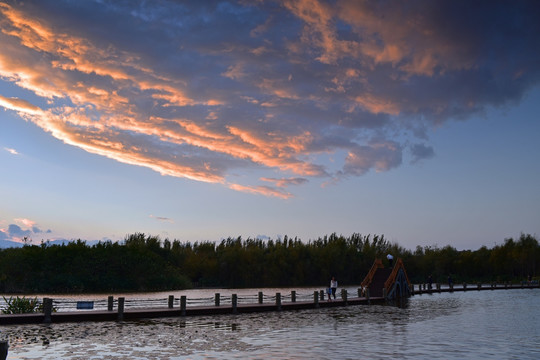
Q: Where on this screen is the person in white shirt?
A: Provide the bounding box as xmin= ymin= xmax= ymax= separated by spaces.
xmin=330 ymin=276 xmax=338 ymax=300
xmin=387 ymin=254 xmax=394 ymax=268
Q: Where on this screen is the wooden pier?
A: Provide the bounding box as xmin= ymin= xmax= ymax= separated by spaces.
xmin=1 ymin=257 xmax=537 ymax=325
xmin=0 ymin=290 xmax=387 ymax=325
xmin=1 ymin=282 xmax=537 ymax=325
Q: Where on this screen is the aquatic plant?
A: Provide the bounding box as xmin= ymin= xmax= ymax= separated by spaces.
xmin=1 ymin=296 xmax=42 ymax=314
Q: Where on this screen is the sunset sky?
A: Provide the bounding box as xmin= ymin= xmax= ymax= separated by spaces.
xmin=1 ymin=0 xmax=539 ymax=250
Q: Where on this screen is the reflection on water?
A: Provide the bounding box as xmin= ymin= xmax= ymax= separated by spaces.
xmin=1 ymin=289 xmax=539 ymax=359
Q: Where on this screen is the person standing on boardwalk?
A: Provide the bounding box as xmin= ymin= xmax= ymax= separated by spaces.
xmin=330 ymin=276 xmax=338 ymax=300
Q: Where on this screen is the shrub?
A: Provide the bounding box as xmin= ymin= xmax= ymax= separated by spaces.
xmin=1 ymin=296 xmax=42 ymax=314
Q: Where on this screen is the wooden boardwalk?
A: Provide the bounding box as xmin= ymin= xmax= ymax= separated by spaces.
xmin=0 ymin=296 xmax=385 ymax=325
xmin=0 ymin=282 xmax=537 ymax=325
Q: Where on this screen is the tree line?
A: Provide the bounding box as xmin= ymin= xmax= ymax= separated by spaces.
xmin=0 ymin=232 xmax=537 ymax=294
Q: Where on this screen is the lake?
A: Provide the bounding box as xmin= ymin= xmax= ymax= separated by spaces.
xmin=1 ymin=287 xmax=538 ymax=359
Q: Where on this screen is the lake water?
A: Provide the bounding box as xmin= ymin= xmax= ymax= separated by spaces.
xmin=1 ymin=288 xmax=538 ymax=359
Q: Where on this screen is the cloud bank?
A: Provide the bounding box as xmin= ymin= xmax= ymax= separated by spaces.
xmin=0 ymin=218 xmax=51 ymax=244
xmin=1 ymin=0 xmax=539 ymax=197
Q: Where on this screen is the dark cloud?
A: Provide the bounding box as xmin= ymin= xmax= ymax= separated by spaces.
xmin=7 ymin=224 xmax=32 ymax=238
xmin=149 ymin=215 xmax=173 ymax=223
xmin=0 ymin=0 xmax=539 ymax=197
xmin=410 ymin=143 xmax=435 ymax=164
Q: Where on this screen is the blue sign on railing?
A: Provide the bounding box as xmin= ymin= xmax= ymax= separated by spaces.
xmin=76 ymin=301 xmax=94 ymax=309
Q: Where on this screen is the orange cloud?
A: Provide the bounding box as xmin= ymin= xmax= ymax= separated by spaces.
xmin=228 ymin=183 xmax=292 ymax=199
xmin=1 ymin=1 xmax=528 ymax=199
xmin=14 ymin=218 xmax=35 ymax=228
xmin=261 ymin=177 xmax=308 ymax=188
xmin=354 ymin=94 xmax=401 ymax=116
xmin=0 ymin=95 xmax=42 ymax=114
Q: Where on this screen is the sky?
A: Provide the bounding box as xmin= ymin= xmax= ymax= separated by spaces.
xmin=0 ymin=0 xmax=539 ymax=251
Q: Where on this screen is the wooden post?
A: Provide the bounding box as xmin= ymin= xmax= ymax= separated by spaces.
xmin=108 ymin=296 xmax=114 ymax=311
xmin=168 ymin=295 xmax=174 ymax=308
xmin=232 ymin=294 xmax=237 ymax=314
xmin=215 ymin=293 xmax=220 ymax=306
xmin=43 ymin=298 xmax=52 ymax=324
xmin=477 ymin=283 xmax=481 ymax=290
xmin=463 ymin=283 xmax=467 ymax=290
xmin=258 ymin=291 xmax=263 ymax=304
xmin=320 ymin=290 xmax=325 ymax=301
xmin=117 ymin=297 xmax=125 ymax=321
xmin=313 ymin=291 xmax=319 ymax=308
xmin=291 ymin=290 xmax=296 ymax=302
xmin=358 ymin=288 xmax=362 ymax=297
xmin=0 ymin=340 xmax=7 ymax=360
xmin=342 ymin=289 xmax=348 ymax=305
xmin=276 ymin=292 xmax=281 ymax=311
xmin=180 ymin=296 xmax=186 ymax=316
xmin=365 ymin=288 xmax=370 ymax=304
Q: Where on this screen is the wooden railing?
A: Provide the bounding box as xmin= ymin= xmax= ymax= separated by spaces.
xmin=361 ymin=258 xmax=384 ymax=288
xmin=384 ymin=258 xmax=411 ymax=291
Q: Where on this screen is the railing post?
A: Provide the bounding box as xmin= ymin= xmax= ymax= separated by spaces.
xmin=215 ymin=293 xmax=220 ymax=306
xmin=342 ymin=289 xmax=348 ymax=305
xmin=358 ymin=288 xmax=362 ymax=297
xmin=0 ymin=340 xmax=7 ymax=360
xmin=291 ymin=290 xmax=296 ymax=302
xmin=108 ymin=296 xmax=114 ymax=311
xmin=276 ymin=292 xmax=281 ymax=311
xmin=43 ymin=298 xmax=53 ymax=324
xmin=313 ymin=291 xmax=319 ymax=308
xmin=365 ymin=288 xmax=370 ymax=304
xmin=463 ymin=283 xmax=467 ymax=291
xmin=168 ymin=295 xmax=174 ymax=308
xmin=180 ymin=296 xmax=186 ymax=316
xmin=258 ymin=291 xmax=263 ymax=304
xmin=320 ymin=290 xmax=325 ymax=301
xmin=477 ymin=283 xmax=481 ymax=290
xmin=117 ymin=297 xmax=125 ymax=321
xmin=232 ymin=294 xmax=237 ymax=314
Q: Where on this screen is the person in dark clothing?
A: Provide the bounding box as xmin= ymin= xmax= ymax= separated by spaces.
xmin=387 ymin=254 xmax=394 ymax=268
